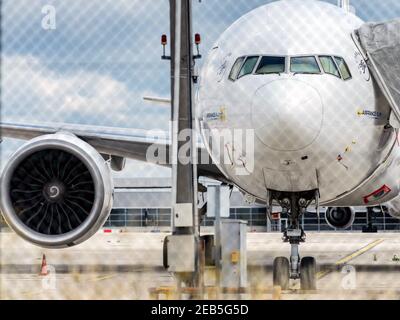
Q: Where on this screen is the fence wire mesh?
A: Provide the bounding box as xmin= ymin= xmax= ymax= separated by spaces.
xmin=2 ymin=0 xmax=400 ymax=300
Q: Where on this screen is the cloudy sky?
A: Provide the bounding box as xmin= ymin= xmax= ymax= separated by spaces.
xmin=2 ymin=0 xmax=400 ymax=178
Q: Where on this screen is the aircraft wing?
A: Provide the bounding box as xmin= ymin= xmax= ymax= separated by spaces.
xmin=0 ymin=121 xmax=223 ymax=179
xmin=1 ymin=121 xmax=171 ymax=164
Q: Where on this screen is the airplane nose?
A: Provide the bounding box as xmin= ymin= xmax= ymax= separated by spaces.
xmin=251 ymin=79 xmax=323 ymax=151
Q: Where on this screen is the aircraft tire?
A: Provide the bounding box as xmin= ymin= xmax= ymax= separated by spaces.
xmin=300 ymin=257 xmax=317 ymax=291
xmin=273 ymin=257 xmax=290 ymax=290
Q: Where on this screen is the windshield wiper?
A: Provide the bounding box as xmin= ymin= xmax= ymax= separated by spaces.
xmin=293 ymin=72 xmax=319 ymax=76
xmin=257 ymin=72 xmax=282 ymax=76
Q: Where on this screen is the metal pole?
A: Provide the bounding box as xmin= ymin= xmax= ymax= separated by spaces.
xmin=169 ymin=0 xmax=200 ymax=285
xmin=338 ymin=0 xmax=350 ymax=12
xmin=214 ymin=187 xmax=221 ymax=291
xmin=170 ymin=0 xmax=181 ymax=231
xmin=170 ymin=0 xmax=198 ymax=234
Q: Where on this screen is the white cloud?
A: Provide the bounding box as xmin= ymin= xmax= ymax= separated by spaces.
xmin=2 ymin=54 xmax=132 ymax=114
xmin=1 ymin=54 xmax=170 ymax=178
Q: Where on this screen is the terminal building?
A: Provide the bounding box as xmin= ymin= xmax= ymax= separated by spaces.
xmin=104 ymin=178 xmax=400 ymax=232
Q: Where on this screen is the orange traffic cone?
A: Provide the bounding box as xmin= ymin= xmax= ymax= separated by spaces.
xmin=39 ymin=254 xmax=49 ymax=276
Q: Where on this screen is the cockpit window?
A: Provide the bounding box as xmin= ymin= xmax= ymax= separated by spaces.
xmin=255 ymin=56 xmax=285 ymax=74
xmin=334 ymin=56 xmax=352 ymax=80
xmin=229 ymin=57 xmax=245 ymax=81
xmin=228 ymin=55 xmax=350 ymax=80
xmin=238 ymin=56 xmax=259 ymax=78
xmin=319 ymin=56 xmax=340 ymax=78
xmin=290 ymin=56 xmax=320 ymax=74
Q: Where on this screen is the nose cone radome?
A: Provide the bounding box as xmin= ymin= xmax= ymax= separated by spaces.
xmin=251 ymin=79 xmax=323 ymax=151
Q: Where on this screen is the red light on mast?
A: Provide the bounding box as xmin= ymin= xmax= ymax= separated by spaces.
xmin=161 ymin=34 xmax=168 ymax=46
xmin=195 ymin=33 xmax=201 ymax=45
xmin=160 ymin=34 xmax=170 ymax=60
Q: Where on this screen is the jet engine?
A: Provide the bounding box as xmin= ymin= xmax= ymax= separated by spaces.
xmin=325 ymin=207 xmax=355 ymax=229
xmin=0 ymin=133 xmax=113 ymax=248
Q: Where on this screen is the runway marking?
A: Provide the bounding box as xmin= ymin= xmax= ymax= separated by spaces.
xmin=317 ymin=238 xmax=384 ymax=280
xmin=18 ymin=291 xmax=46 ymax=299
xmin=92 ymin=274 xmax=117 ymax=282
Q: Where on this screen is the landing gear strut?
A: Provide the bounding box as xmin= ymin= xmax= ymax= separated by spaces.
xmin=268 ymin=190 xmax=318 ymax=291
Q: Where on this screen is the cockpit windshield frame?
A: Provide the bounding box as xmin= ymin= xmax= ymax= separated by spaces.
xmin=255 ymin=56 xmax=287 ymax=76
xmin=228 ymin=54 xmax=352 ymax=81
xmin=290 ymin=55 xmax=322 ymax=75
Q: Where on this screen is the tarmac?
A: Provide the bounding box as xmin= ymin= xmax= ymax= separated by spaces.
xmin=1 ymin=230 xmax=400 ymax=300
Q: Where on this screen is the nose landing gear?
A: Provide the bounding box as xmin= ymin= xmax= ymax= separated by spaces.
xmin=268 ymin=190 xmax=318 ymax=291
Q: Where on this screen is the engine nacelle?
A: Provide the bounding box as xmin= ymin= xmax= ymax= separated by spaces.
xmin=0 ymin=133 xmax=113 ymax=248
xmin=325 ymin=207 xmax=355 ymax=229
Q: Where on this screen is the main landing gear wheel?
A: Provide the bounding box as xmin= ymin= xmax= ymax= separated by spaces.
xmin=273 ymin=257 xmax=290 ymax=290
xmin=300 ymin=257 xmax=317 ymax=291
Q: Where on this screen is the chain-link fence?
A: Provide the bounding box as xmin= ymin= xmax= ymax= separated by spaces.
xmin=2 ymin=0 xmax=400 ymax=300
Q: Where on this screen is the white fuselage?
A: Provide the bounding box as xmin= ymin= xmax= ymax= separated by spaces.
xmin=197 ymin=0 xmax=400 ymax=206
